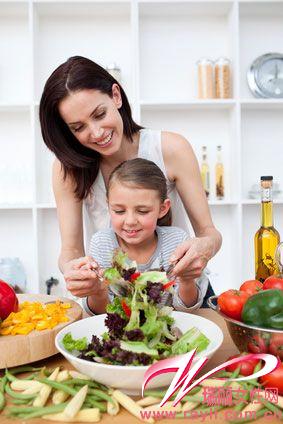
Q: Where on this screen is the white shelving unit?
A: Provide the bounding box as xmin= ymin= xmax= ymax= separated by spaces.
xmin=1 ymin=0 xmax=283 ymax=296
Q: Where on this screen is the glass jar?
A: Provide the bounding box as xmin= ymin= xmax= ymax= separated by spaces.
xmin=196 ymin=58 xmax=214 ymax=99
xmin=215 ymin=57 xmax=231 ymax=98
xmin=106 ymin=63 xmax=121 ymax=84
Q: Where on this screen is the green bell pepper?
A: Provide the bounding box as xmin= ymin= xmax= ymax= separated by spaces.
xmin=241 ymin=289 xmax=283 ymax=329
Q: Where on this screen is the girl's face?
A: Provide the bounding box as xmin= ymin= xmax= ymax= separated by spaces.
xmin=108 ymin=181 xmax=171 ymax=246
xmin=58 ymin=86 xmax=124 ymax=156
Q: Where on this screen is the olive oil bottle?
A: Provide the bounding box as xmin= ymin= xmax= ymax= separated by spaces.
xmin=200 ymin=146 xmax=210 ymax=198
xmin=254 ymin=176 xmax=280 ymax=282
xmin=215 ymin=145 xmax=224 ymax=199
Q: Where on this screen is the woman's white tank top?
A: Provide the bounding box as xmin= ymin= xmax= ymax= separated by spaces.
xmin=83 ymin=128 xmax=190 ymax=251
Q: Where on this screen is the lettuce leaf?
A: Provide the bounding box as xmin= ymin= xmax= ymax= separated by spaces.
xmin=62 ymin=332 xmax=88 ymax=352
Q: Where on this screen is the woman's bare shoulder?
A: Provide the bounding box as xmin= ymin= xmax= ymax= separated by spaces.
xmin=161 ymin=131 xmax=195 ymax=177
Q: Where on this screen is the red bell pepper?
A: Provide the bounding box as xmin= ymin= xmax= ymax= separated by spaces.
xmin=163 ymin=281 xmax=175 ymax=290
xmin=121 ymin=299 xmax=131 ymax=318
xmin=0 ymin=279 xmax=19 ymax=320
xmin=130 ymin=272 xmax=141 ymax=282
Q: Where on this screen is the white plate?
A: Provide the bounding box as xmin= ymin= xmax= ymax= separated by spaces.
xmin=55 ymin=311 xmax=223 ymax=395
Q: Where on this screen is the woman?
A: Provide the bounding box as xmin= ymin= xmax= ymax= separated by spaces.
xmin=39 ymin=56 xmax=221 ymax=304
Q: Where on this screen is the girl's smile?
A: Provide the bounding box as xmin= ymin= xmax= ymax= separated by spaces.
xmin=108 ymin=181 xmax=170 ymax=250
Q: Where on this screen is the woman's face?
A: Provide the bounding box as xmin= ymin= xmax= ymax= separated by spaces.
xmin=58 ymin=86 xmax=124 ymax=156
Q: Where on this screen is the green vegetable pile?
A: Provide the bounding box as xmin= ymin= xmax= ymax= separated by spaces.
xmin=62 ymin=249 xmax=210 ymax=366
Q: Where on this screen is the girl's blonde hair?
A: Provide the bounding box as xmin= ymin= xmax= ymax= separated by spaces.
xmin=107 ymin=158 xmax=172 ymax=226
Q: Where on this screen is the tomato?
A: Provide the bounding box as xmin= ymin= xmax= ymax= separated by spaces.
xmin=260 ymin=362 xmax=283 ymax=395
xmin=129 ymin=272 xmax=141 ymax=282
xmin=269 ymin=334 xmax=283 ymax=360
xmin=0 ymin=280 xmax=18 ymax=320
xmin=225 ymin=353 xmax=261 ymax=376
xmin=218 ymin=290 xmax=250 ymax=321
xmin=240 ymin=280 xmax=263 ymax=296
xmin=247 ymin=334 xmax=270 ymax=354
xmin=263 ymin=276 xmax=283 ymax=291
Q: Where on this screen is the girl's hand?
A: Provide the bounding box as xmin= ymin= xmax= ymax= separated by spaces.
xmin=169 ymin=237 xmax=213 ymax=279
xmin=63 ymin=256 xmax=107 ymax=298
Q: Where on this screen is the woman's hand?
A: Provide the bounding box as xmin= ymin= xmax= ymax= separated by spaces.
xmin=63 ymin=256 xmax=107 ymax=298
xmin=169 ymin=237 xmax=214 ymax=279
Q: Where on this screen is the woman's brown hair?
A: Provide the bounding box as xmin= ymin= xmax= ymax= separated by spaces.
xmin=39 ymin=56 xmax=143 ymax=200
xmin=107 ymin=158 xmax=172 ymax=227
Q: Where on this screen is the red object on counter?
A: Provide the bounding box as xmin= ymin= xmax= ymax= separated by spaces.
xmin=260 ymin=362 xmax=283 ymax=395
xmin=225 ymin=353 xmax=261 ymax=376
xmin=263 ymin=275 xmax=283 ymax=291
xmin=0 ymin=279 xmax=19 ymax=320
xmin=240 ymin=279 xmax=263 ymax=296
xmin=218 ymin=289 xmax=250 ymax=321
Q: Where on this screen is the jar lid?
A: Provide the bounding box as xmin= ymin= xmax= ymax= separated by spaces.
xmin=215 ymin=57 xmax=231 ymax=65
xmin=196 ymin=58 xmax=214 ymax=65
xmin=106 ymin=62 xmax=120 ymax=71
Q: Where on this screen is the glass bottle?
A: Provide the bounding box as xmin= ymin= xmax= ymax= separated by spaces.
xmin=215 ymin=57 xmax=231 ymax=99
xmin=196 ymin=58 xmax=214 ymax=99
xmin=106 ymin=63 xmax=121 ymax=84
xmin=215 ymin=145 xmax=224 ymax=199
xmin=200 ymin=146 xmax=210 ymax=198
xmin=254 ymin=176 xmax=280 ymax=282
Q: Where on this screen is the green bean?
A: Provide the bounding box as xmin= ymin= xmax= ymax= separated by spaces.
xmin=261 ymin=398 xmax=283 ymax=416
xmin=5 ymin=382 xmax=36 ymax=400
xmin=88 ymin=388 xmax=115 ymax=403
xmin=85 ymin=396 xmax=106 ymax=412
xmin=228 ymin=407 xmax=269 ymax=424
xmin=0 ymin=389 xmax=5 ymax=412
xmin=11 ymin=398 xmax=30 ymax=405
xmin=63 ymin=378 xmax=96 ymax=387
xmin=7 ymin=402 xmax=68 ymax=419
xmin=9 ymin=366 xmax=42 ymax=375
xmin=36 ymin=378 xmax=77 ymax=396
xmin=0 ymin=376 xmax=7 ymax=393
xmin=5 ymin=369 xmax=19 ymax=382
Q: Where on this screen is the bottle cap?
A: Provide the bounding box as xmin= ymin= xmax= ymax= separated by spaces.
xmin=261 ymin=176 xmax=273 ymax=181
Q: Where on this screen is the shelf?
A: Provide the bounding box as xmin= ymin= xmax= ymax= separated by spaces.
xmin=241 ymin=99 xmax=283 ymax=110
xmin=33 ymin=1 xmax=133 ymax=102
xmin=140 ymin=99 xmax=236 ymax=110
xmin=242 ymin=199 xmax=283 ymax=205
xmin=0 ymin=103 xmax=30 ymax=112
xmin=37 ymin=203 xmax=56 ymax=209
xmin=0 ymin=204 xmax=34 ymax=210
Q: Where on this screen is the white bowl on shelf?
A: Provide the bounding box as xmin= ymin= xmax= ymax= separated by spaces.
xmin=55 ymin=311 xmax=223 ymax=395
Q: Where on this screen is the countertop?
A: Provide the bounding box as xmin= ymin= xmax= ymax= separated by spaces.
xmin=0 ymin=309 xmax=281 ymax=423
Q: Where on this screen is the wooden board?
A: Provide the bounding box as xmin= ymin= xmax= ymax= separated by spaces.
xmin=0 ymin=294 xmax=82 ymax=368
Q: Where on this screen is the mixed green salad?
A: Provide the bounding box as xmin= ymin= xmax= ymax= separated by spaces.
xmin=62 ymin=249 xmax=210 ymax=366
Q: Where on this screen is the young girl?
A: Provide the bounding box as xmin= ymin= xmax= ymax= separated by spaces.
xmin=70 ymin=158 xmax=210 ymax=315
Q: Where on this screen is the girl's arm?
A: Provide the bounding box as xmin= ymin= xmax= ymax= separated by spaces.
xmin=162 ymin=132 xmax=222 ymax=277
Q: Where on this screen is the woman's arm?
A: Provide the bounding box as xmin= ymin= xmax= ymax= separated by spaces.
xmin=162 ymin=131 xmax=222 ymax=276
xmin=52 ymin=159 xmax=85 ymax=273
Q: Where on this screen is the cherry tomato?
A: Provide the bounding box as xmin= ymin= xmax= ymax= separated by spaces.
xmin=260 ymin=362 xmax=283 ymax=395
xmin=263 ymin=276 xmax=283 ymax=291
xmin=269 ymin=334 xmax=283 ymax=360
xmin=0 ymin=280 xmax=18 ymax=320
xmin=218 ymin=290 xmax=250 ymax=321
xmin=240 ymin=280 xmax=263 ymax=296
xmin=226 ymin=353 xmax=261 ymax=376
xmin=247 ymin=334 xmax=270 ymax=354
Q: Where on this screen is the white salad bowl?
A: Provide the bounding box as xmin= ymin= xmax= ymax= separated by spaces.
xmin=55 ymin=311 xmax=223 ymax=395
